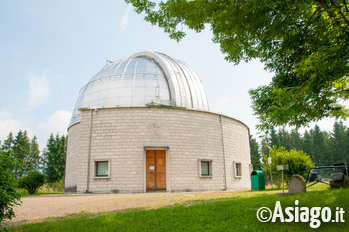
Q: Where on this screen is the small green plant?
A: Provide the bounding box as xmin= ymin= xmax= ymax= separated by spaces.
xmin=50 ymin=180 xmax=65 ymax=193
xmin=263 ymin=146 xmax=314 ymax=187
xmin=18 ymin=170 xmax=45 ymax=194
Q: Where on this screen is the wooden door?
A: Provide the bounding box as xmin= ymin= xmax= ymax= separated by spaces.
xmin=146 ymin=150 xmax=166 ymax=191
xmin=155 ymin=150 xmax=166 ymax=190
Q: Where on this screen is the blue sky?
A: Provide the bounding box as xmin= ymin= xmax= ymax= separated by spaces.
xmin=0 ymin=0 xmax=342 ymax=150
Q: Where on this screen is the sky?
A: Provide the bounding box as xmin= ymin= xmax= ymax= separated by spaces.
xmin=0 ymin=0 xmax=345 ymax=150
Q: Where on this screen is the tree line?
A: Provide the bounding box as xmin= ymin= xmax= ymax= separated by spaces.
xmin=0 ymin=131 xmax=66 ymax=184
xmin=251 ymin=121 xmax=349 ymax=170
xmin=0 ymin=131 xmax=66 ymax=224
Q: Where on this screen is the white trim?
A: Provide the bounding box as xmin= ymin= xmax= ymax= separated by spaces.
xmin=199 ymin=159 xmax=213 ymax=178
xmin=93 ymin=159 xmax=111 ymax=179
xmin=233 ymin=161 xmax=242 ymax=179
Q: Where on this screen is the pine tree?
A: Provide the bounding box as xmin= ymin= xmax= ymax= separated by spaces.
xmin=310 ymin=125 xmax=330 ymax=166
xmin=250 ymin=135 xmax=262 ymax=170
xmin=290 ymin=130 xmax=303 ymax=151
xmin=28 ymin=136 xmax=41 ymax=171
xmin=261 ymin=138 xmax=269 ymax=157
xmin=277 ymin=128 xmax=292 ymax=150
xmin=12 ymin=130 xmax=30 ymax=179
xmin=269 ymin=128 xmax=279 ymax=147
xmin=42 ymin=134 xmax=66 ymax=184
xmin=302 ymin=130 xmax=312 ymax=157
xmin=330 ymin=122 xmax=349 ymax=165
xmin=260 ymin=123 xmax=349 ymax=167
xmin=2 ymin=132 xmax=14 ymax=153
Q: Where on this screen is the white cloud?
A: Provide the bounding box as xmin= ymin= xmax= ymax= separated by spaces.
xmin=0 ymin=119 xmax=22 ymax=141
xmin=0 ymin=110 xmax=12 ymax=119
xmin=28 ymin=73 xmax=50 ymax=110
xmin=38 ymin=110 xmax=71 ymax=135
xmin=120 ymin=6 xmax=130 ymax=32
xmin=0 ymin=110 xmax=33 ymax=141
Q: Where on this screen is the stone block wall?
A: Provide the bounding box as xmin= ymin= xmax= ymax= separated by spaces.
xmin=65 ymin=107 xmax=251 ymax=193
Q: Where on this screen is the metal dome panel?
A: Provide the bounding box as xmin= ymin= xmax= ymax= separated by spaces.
xmin=69 ymin=51 xmax=209 ymax=127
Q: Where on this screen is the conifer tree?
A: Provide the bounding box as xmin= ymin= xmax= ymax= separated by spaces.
xmin=12 ymin=130 xmax=30 ymax=179
xmin=250 ymin=135 xmax=262 ymax=170
xmin=28 ymin=136 xmax=40 ymax=171
xmin=42 ymin=134 xmax=66 ymax=184
xmin=311 ymin=125 xmax=330 ymax=166
xmin=302 ymin=130 xmax=313 ymax=157
xmin=330 ymin=122 xmax=349 ymax=165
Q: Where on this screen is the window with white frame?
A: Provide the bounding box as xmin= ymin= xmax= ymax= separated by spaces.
xmin=95 ymin=161 xmax=109 ymax=178
xmin=199 ymin=160 xmax=212 ymax=177
xmin=234 ymin=162 xmax=242 ymax=178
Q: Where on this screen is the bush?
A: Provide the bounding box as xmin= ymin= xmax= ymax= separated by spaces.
xmin=18 ymin=170 xmax=45 ymax=194
xmin=50 ymin=179 xmax=65 ymax=193
xmin=0 ymin=152 xmax=20 ymax=225
xmin=263 ymin=146 xmax=314 ymax=187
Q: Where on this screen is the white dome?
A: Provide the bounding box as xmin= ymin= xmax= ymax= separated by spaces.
xmin=69 ymin=51 xmax=209 ymax=126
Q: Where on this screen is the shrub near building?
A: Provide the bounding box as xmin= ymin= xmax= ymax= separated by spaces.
xmin=0 ymin=150 xmax=20 ymax=225
xmin=263 ymin=146 xmax=314 ymax=186
xmin=18 ymin=170 xmax=45 ymax=195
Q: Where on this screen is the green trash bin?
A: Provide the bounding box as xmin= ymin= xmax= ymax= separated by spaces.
xmin=251 ymin=170 xmax=265 ymax=190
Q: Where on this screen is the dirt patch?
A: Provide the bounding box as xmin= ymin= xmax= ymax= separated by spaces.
xmin=11 ymin=190 xmax=267 ymax=224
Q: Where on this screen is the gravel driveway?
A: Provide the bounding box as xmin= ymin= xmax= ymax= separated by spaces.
xmin=11 ymin=190 xmax=263 ymax=224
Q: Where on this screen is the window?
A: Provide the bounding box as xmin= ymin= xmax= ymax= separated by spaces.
xmin=199 ymin=160 xmax=212 ymax=177
xmin=234 ymin=162 xmax=242 ymax=178
xmin=95 ymin=161 xmax=109 ymax=178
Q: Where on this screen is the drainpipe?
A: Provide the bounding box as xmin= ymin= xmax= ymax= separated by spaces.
xmin=220 ymin=114 xmax=227 ymax=190
xmin=86 ymin=109 xmax=94 ymax=193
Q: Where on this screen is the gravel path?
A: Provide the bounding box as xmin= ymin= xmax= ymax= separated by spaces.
xmin=11 ymin=190 xmax=262 ymax=224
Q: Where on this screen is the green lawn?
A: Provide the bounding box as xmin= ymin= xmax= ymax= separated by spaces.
xmin=17 ymin=191 xmax=64 ymax=197
xmin=8 ymin=187 xmax=348 ymax=232
xmin=16 ymin=184 xmax=64 ymax=197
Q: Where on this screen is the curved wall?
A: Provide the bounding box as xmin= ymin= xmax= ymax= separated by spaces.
xmin=65 ymin=107 xmax=251 ymax=193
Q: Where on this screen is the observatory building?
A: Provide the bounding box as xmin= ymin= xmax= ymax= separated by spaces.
xmin=65 ymin=51 xmax=251 ymax=193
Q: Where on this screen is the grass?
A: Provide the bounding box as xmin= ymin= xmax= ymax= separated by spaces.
xmin=16 ymin=184 xmax=64 ymax=197
xmin=7 ymin=187 xmax=348 ymax=232
xmin=265 ymin=181 xmax=331 ymax=191
xmin=17 ymin=191 xmax=64 ymax=197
